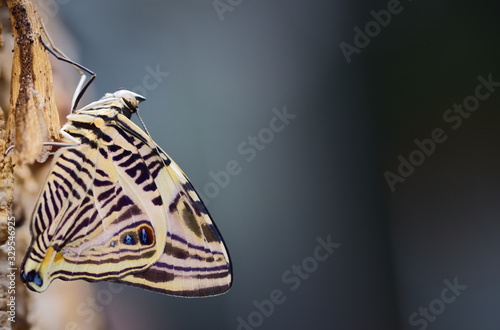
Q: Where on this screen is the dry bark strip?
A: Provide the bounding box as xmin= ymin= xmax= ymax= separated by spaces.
xmin=1 ymin=0 xmax=58 ymax=329
xmin=5 ymin=0 xmax=60 ymax=166
xmin=0 ymin=1 xmax=106 ymax=329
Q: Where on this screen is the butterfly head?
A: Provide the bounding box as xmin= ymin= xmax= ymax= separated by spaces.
xmin=107 ymin=89 xmax=146 ymax=119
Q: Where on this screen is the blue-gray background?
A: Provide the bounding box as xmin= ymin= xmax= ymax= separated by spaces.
xmin=46 ymin=0 xmax=500 ymax=329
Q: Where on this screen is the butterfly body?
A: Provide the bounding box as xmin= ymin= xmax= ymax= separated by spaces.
xmin=21 ymin=90 xmax=232 ymax=297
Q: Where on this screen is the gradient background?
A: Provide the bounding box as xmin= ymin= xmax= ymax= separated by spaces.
xmin=38 ymin=0 xmax=500 ymax=329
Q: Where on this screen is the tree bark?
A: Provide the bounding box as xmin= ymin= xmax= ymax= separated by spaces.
xmin=0 ymin=1 xmax=106 ymax=329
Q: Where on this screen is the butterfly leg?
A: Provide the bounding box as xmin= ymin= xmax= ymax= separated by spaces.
xmin=4 ymin=145 xmax=15 ymax=156
xmin=38 ymin=21 xmax=91 ymax=112
xmin=37 ymin=130 xmax=81 ymax=160
xmin=42 ymin=130 xmax=80 ymax=148
xmin=38 ymin=30 xmax=95 ymax=112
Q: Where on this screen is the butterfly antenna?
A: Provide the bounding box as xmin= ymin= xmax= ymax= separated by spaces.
xmin=135 ymin=111 xmax=172 ymax=168
xmin=135 ymin=112 xmax=150 ymax=136
xmin=38 ymin=32 xmax=95 ymax=112
xmin=136 ymin=112 xmax=159 ymax=149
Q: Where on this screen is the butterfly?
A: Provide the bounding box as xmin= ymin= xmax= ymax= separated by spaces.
xmin=20 ymin=89 xmax=232 ymax=297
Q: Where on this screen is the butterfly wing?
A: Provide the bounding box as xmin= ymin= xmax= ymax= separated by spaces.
xmin=22 ymin=111 xmax=232 ymax=297
xmin=109 ymin=115 xmax=232 ymax=296
xmin=21 ymin=127 xmax=167 ymax=291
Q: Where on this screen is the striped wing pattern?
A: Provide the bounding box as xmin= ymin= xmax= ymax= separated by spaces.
xmin=21 ymin=90 xmax=232 ymax=297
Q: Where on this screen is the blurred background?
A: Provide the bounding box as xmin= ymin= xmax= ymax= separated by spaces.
xmin=32 ymin=0 xmax=500 ymax=329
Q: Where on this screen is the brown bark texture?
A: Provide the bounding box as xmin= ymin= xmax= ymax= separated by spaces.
xmin=0 ymin=1 xmax=105 ymax=329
